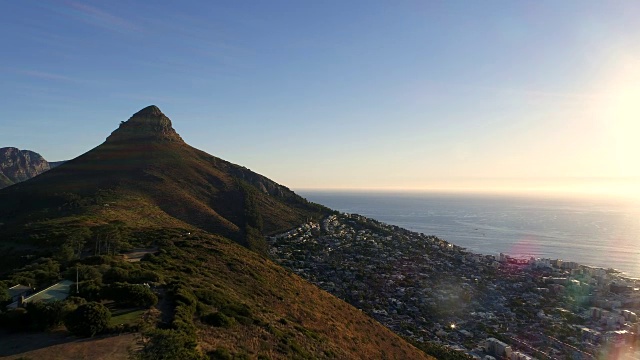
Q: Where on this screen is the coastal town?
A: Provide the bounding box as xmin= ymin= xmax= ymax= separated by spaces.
xmin=268 ymin=213 xmax=640 ymax=359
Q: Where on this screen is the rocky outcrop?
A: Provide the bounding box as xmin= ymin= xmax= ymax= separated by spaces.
xmin=0 ymin=147 xmax=51 ymax=189
xmin=105 ymin=105 xmax=184 ymax=143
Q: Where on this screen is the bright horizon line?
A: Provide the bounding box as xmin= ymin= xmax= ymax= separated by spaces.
xmin=295 ymin=178 xmax=640 ymax=200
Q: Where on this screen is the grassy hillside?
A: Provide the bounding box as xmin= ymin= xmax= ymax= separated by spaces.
xmin=1 ymin=227 xmax=433 ymax=359
xmin=0 ymin=106 xmax=431 ymax=359
xmin=140 ymin=229 xmax=432 ymax=359
xmin=0 ymin=106 xmax=327 ymax=252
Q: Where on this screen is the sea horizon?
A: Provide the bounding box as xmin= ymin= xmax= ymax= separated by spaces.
xmin=299 ymin=189 xmax=640 ymax=278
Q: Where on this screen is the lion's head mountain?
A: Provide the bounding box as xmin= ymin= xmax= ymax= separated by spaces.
xmin=0 ymin=105 xmax=329 ymax=250
xmin=0 ymin=106 xmax=431 ymax=359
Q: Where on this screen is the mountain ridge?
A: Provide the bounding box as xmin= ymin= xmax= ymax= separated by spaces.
xmin=0 ymin=147 xmax=52 ymax=189
xmin=0 ymin=106 xmax=327 ymax=249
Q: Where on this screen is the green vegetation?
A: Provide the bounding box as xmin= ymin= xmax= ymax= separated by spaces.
xmin=0 ymin=109 xmax=429 ymax=359
xmin=24 ymin=300 xmax=66 ymax=331
xmin=0 ymin=302 xmax=66 ymax=332
xmin=135 ymin=282 xmax=202 ymax=359
xmin=0 ymin=282 xmax=9 ymax=302
xmin=110 ymin=308 xmax=145 ymax=326
xmin=134 ymin=328 xmax=204 ymax=360
xmin=0 ymin=226 xmax=432 ymax=358
xmin=0 ymin=128 xmax=328 ymax=251
xmin=202 ymin=312 xmax=236 ymax=327
xmin=64 ymin=302 xmax=111 ymax=337
xmin=102 ymin=283 xmax=157 ymax=307
xmin=9 ymin=258 xmax=60 ymax=289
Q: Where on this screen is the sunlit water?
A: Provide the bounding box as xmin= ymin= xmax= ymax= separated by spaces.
xmin=299 ymin=191 xmax=640 ymax=278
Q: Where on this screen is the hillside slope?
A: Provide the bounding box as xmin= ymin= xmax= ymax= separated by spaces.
xmin=145 ymin=229 xmax=433 ymax=359
xmin=0 ymin=106 xmax=327 ymax=250
xmin=0 ymin=106 xmax=432 ymax=359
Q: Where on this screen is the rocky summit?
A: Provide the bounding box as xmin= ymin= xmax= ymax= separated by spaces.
xmin=0 ymin=147 xmax=51 ymax=189
xmin=105 ymin=105 xmax=184 ymax=143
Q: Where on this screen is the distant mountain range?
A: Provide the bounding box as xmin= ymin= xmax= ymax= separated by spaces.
xmin=0 ymin=106 xmax=431 ymax=358
xmin=0 ymin=147 xmax=66 ymax=189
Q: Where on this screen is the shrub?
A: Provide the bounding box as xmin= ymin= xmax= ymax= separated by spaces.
xmin=65 ymin=296 xmax=88 ymax=306
xmin=80 ymin=256 xmax=110 ymax=265
xmin=64 ymin=302 xmax=111 ymax=337
xmin=72 ymin=280 xmax=102 ymax=301
xmin=102 ymin=283 xmax=158 ymax=308
xmin=65 ymin=265 xmax=103 ymax=283
xmin=26 ymin=300 xmax=65 ymax=331
xmin=129 ymin=269 xmax=161 ymax=283
xmin=0 ymin=282 xmax=10 ymax=303
xmin=193 ymin=288 xmax=228 ymax=307
xmin=0 ymin=308 xmax=29 ymax=332
xmin=168 ymin=283 xmax=197 ymax=336
xmin=134 ymin=328 xmax=203 ymax=360
xmin=173 ymin=286 xmax=197 ymax=307
xmin=103 ymin=267 xmax=129 ymax=283
xmin=201 ymin=312 xmax=235 ymax=328
xmin=208 ymin=348 xmax=232 ymax=360
xmin=219 ymin=303 xmax=252 ymax=324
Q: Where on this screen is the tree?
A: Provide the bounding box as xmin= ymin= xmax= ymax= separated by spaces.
xmin=0 ymin=307 xmax=29 ymax=332
xmin=26 ymin=300 xmax=65 ymax=331
xmin=102 ymin=283 xmax=157 ymax=308
xmin=72 ymin=280 xmax=103 ymax=301
xmin=102 ymin=267 xmax=129 ymax=284
xmin=64 ymin=302 xmax=111 ymax=337
xmin=133 ymin=329 xmax=203 ymax=360
xmin=0 ymin=282 xmax=9 ymax=303
xmin=94 ymin=222 xmax=123 ymax=256
xmin=54 ymin=244 xmax=75 ymax=263
xmin=67 ymin=227 xmax=92 ymax=259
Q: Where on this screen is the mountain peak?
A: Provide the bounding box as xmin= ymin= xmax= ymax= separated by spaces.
xmin=0 ymin=147 xmax=51 ymax=189
xmin=105 ymin=105 xmax=184 ymax=143
xmin=132 ymin=105 xmax=164 ymax=118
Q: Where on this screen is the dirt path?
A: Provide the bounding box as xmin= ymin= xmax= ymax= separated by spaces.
xmin=154 ymin=287 xmax=173 ymax=326
xmin=123 ymin=247 xmax=157 ymax=262
xmin=0 ymin=331 xmax=136 ymax=360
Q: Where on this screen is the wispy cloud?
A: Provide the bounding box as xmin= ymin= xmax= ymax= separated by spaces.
xmin=444 ymin=82 xmax=607 ymax=101
xmin=487 ymin=86 xmax=606 ymax=101
xmin=61 ymin=1 xmax=142 ymax=34
xmin=17 ymin=69 xmax=76 ymax=82
xmin=109 ymin=93 xmax=178 ymax=103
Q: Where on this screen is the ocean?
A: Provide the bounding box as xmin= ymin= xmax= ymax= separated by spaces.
xmin=299 ymin=190 xmax=640 ymax=278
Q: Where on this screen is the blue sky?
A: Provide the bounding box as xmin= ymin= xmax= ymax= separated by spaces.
xmin=1 ymin=1 xmax=639 ymax=193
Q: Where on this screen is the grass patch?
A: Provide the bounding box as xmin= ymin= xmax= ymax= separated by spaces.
xmin=110 ymin=308 xmax=145 ymax=326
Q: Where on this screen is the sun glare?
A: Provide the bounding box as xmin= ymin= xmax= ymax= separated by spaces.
xmin=599 ymin=55 xmax=640 ymax=179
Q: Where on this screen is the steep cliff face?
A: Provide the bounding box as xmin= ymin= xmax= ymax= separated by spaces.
xmin=0 ymin=147 xmax=51 ymax=189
